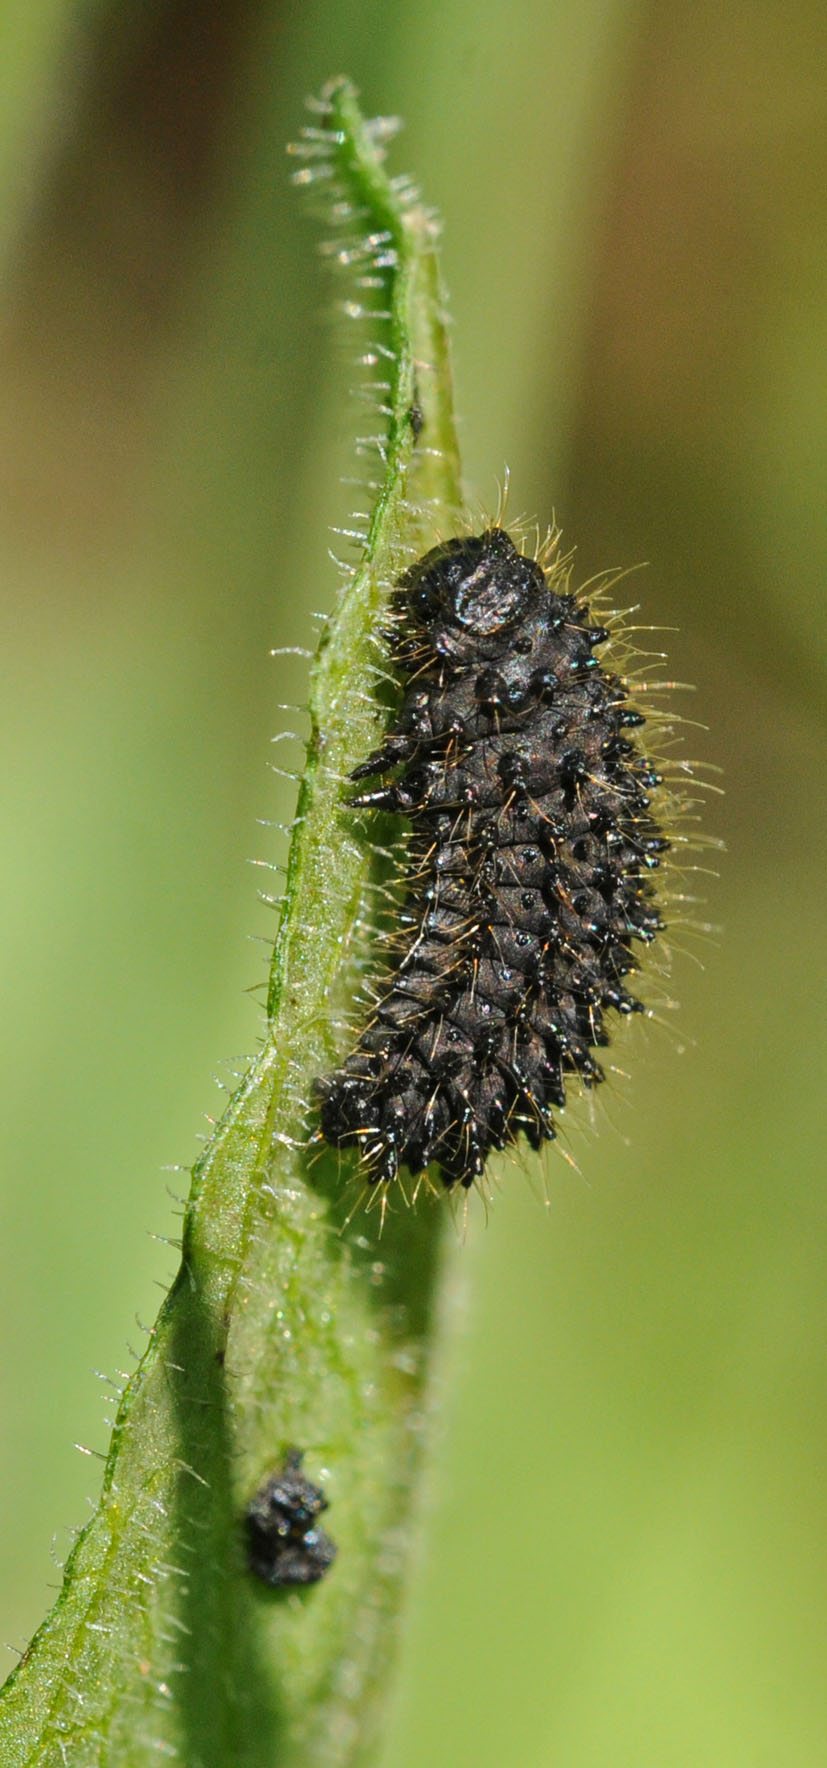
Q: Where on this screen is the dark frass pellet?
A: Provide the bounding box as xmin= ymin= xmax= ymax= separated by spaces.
xmin=246 ymin=1449 xmax=336 ymax=1588
xmin=316 ymin=527 xmax=669 ymax=1190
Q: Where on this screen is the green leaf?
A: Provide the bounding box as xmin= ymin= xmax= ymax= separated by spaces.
xmin=0 ymin=77 xmax=463 ymax=1768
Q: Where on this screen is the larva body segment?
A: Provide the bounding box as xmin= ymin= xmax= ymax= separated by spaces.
xmin=316 ymin=527 xmax=668 ymax=1189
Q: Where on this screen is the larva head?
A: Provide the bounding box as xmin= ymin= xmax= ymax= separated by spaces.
xmin=401 ymin=528 xmax=544 ymax=661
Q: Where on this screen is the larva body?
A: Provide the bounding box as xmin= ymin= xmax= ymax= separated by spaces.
xmin=316 ymin=527 xmax=668 ymax=1189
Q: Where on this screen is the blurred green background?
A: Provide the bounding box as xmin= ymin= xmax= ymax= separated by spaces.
xmin=1 ymin=1 xmax=825 ymax=1763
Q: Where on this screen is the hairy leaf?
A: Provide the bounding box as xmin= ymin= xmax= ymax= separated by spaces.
xmin=0 ymin=78 xmax=463 ymax=1768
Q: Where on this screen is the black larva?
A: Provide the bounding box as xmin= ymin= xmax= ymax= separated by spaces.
xmin=246 ymin=1449 xmax=337 ymax=1588
xmin=316 ymin=526 xmax=669 ymax=1190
